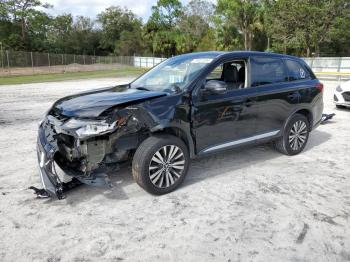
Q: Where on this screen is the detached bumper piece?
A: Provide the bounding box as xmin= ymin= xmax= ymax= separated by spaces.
xmin=33 ymin=122 xmax=113 ymax=200
xmin=33 ymin=138 xmax=83 ymax=199
xmin=320 ymin=113 xmax=335 ymax=124
xmin=29 ymin=179 xmax=82 ymax=199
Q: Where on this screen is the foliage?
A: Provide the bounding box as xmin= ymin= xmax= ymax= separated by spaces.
xmin=265 ymin=0 xmax=349 ymax=56
xmin=0 ymin=0 xmax=349 ymax=57
xmin=216 ymin=0 xmax=262 ymax=50
xmin=144 ymin=0 xmax=183 ymax=56
xmin=97 ymin=6 xmax=143 ymax=55
xmin=178 ymin=0 xmax=215 ymax=52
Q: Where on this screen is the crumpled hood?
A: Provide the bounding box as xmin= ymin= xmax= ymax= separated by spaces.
xmin=52 ymin=85 xmax=167 ymax=118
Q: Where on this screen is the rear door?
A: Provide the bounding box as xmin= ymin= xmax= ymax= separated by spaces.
xmin=249 ymin=56 xmax=314 ymax=135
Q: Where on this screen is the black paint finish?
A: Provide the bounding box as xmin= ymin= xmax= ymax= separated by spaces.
xmin=39 ymin=51 xmax=323 ymax=192
xmin=52 ymin=85 xmax=167 ymax=118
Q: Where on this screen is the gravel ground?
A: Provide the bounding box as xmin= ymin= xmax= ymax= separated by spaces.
xmin=0 ymin=78 xmax=349 ymax=262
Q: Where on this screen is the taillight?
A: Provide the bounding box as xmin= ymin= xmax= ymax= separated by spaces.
xmin=316 ymin=82 xmax=324 ymax=92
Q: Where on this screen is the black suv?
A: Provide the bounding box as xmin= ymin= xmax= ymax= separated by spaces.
xmin=36 ymin=51 xmax=324 ymax=199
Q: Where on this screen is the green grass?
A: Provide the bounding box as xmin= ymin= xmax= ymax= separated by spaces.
xmin=0 ymin=66 xmax=146 ymax=85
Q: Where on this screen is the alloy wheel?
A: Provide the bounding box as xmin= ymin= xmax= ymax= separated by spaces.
xmin=149 ymin=145 xmax=185 ymax=188
xmin=288 ymin=120 xmax=308 ymax=151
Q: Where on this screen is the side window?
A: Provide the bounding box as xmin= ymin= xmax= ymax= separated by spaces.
xmin=285 ymin=59 xmax=310 ymax=81
xmin=250 ymin=57 xmax=287 ymax=87
xmin=206 ymin=64 xmax=223 ymax=80
xmin=205 ymin=61 xmax=246 ymax=90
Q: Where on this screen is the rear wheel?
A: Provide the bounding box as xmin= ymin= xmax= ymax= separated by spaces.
xmin=132 ymin=135 xmax=189 ymax=195
xmin=274 ymin=114 xmax=310 ymax=156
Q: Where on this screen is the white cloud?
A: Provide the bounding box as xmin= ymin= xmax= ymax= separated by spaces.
xmin=44 ymin=0 xmax=216 ymax=21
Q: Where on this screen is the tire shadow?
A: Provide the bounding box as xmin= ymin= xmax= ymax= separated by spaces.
xmin=183 ymin=129 xmax=331 ymax=188
xmin=48 ymin=130 xmax=331 ymax=205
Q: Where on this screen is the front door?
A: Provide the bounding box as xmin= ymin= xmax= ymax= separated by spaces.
xmin=191 ymin=59 xmax=260 ymax=154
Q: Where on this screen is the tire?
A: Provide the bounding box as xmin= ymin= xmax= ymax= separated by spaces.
xmin=336 ymin=105 xmax=346 ymax=109
xmin=132 ymin=135 xmax=190 ymax=195
xmin=274 ymin=114 xmax=310 ymax=156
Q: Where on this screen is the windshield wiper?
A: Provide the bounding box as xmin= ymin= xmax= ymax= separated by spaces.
xmin=135 ymin=86 xmax=151 ymax=91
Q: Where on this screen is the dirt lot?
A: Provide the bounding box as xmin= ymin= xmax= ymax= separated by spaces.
xmin=0 ymin=78 xmax=349 ymax=262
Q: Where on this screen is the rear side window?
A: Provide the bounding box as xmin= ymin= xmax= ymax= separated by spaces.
xmin=285 ymin=59 xmax=310 ymax=81
xmin=250 ymin=57 xmax=287 ymax=87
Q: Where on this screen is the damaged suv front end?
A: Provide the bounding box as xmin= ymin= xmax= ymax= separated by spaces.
xmin=34 ymin=52 xmax=219 ymax=199
xmin=36 ymin=86 xmax=167 ymax=199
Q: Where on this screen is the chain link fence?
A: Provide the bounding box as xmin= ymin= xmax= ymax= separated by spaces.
xmin=133 ymin=56 xmax=167 ymax=68
xmin=1 ymin=50 xmax=349 ymax=81
xmin=0 ymin=50 xmax=135 ymax=76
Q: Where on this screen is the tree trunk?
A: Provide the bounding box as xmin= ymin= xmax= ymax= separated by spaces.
xmin=244 ymin=30 xmax=248 ymax=51
xmin=21 ymin=18 xmax=26 ymax=41
xmin=315 ymin=45 xmax=320 ymax=57
xmin=248 ymin=31 xmax=253 ymax=51
xmin=306 ymin=47 xmax=310 ymax=57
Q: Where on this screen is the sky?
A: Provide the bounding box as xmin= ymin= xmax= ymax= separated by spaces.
xmin=44 ymin=0 xmax=217 ymax=22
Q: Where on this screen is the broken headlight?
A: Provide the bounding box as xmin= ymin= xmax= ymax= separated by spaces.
xmin=63 ymin=118 xmax=117 ymax=138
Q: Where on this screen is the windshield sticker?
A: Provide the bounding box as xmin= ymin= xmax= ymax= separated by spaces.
xmin=300 ymin=68 xmax=306 ymax=78
xmin=190 ymin=58 xmax=213 ymax=64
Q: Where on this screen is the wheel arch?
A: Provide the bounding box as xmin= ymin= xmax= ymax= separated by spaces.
xmin=150 ymin=125 xmax=195 ymax=158
xmin=284 ymin=108 xmax=313 ymax=132
xmin=294 ymin=109 xmax=313 ymax=131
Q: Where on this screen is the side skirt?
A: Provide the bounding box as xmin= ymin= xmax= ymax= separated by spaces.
xmin=198 ymin=130 xmax=280 ymax=155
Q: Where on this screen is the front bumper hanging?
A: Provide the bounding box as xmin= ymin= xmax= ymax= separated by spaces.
xmin=31 ymin=123 xmax=113 ymax=200
xmin=30 ymin=126 xmax=83 ymax=199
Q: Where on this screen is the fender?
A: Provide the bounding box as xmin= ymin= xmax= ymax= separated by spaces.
xmin=150 ymin=121 xmax=196 ymax=158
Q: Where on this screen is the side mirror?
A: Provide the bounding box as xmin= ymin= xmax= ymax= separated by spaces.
xmin=204 ymin=80 xmax=227 ymax=95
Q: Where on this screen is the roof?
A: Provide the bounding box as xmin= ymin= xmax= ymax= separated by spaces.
xmin=176 ymin=51 xmax=301 ymax=60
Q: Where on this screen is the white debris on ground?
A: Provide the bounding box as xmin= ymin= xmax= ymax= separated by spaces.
xmin=0 ymin=78 xmax=349 ymax=262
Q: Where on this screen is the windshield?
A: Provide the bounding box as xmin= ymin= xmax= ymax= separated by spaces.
xmin=130 ymin=55 xmax=216 ymax=93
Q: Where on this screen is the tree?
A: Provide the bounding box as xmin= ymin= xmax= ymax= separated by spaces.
xmin=326 ymin=5 xmax=350 ymax=56
xmin=196 ymin=28 xmax=217 ymax=51
xmin=47 ymin=14 xmax=73 ymax=53
xmin=148 ymin=0 xmax=182 ymax=29
xmin=70 ymin=16 xmax=98 ymax=54
xmin=97 ymin=6 xmax=143 ymax=55
xmin=115 ymin=28 xmax=143 ymax=56
xmin=216 ymin=0 xmax=261 ymax=50
xmin=0 ymin=0 xmax=349 ymax=57
xmin=26 ymin=10 xmax=51 ymax=51
xmin=266 ymin=0 xmax=349 ymax=56
xmin=145 ymin=0 xmax=183 ymax=56
xmin=0 ymin=0 xmax=52 ymax=50
xmin=177 ymin=0 xmax=215 ymax=52
xmin=5 ymin=0 xmax=51 ymax=42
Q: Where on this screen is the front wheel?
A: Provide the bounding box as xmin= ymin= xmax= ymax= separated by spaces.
xmin=274 ymin=114 xmax=310 ymax=156
xmin=132 ymin=135 xmax=190 ymax=195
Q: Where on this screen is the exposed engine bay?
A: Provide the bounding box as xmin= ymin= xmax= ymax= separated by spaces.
xmin=46 ymin=106 xmax=148 ymax=175
xmin=32 ymin=85 xmax=175 ymax=199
